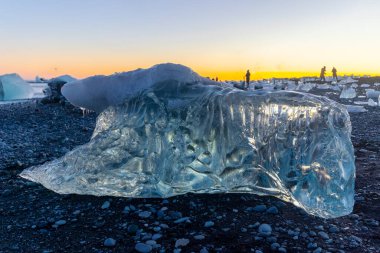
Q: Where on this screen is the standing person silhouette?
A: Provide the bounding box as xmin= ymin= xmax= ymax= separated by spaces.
xmin=245 ymin=70 xmax=251 ymax=89
xmin=332 ymin=67 xmax=338 ymax=82
xmin=320 ymin=66 xmax=326 ymax=82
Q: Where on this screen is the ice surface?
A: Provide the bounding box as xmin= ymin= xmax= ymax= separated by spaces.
xmin=365 ymin=89 xmax=380 ymax=99
xmin=296 ymin=82 xmax=315 ymax=92
xmin=21 ymin=70 xmax=356 ymax=218
xmin=345 ymin=105 xmax=367 ymax=113
xmin=339 ymin=77 xmax=357 ymax=85
xmin=368 ymin=98 xmax=378 ymax=107
xmin=50 ymin=75 xmax=77 ymax=83
xmin=62 ymin=63 xmax=213 ymax=112
xmin=0 ymin=74 xmax=34 ymax=101
xmin=339 ymin=86 xmax=356 ymax=99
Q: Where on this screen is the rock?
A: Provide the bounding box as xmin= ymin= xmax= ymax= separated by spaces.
xmin=175 ymin=238 xmax=190 ymax=248
xmin=318 ymin=231 xmax=329 ymax=240
xmin=204 ymin=221 xmax=214 ymax=228
xmin=135 ymin=243 xmax=152 ymax=253
xmin=307 ymin=242 xmax=318 ymax=249
xmin=329 ymin=225 xmax=340 ymax=233
xmin=200 ymin=248 xmax=209 ymax=253
xmin=174 ymin=217 xmax=190 ymax=224
xmin=54 ymin=220 xmax=66 ymax=226
xmin=258 ymin=224 xmax=272 ymax=236
xmin=252 ymin=205 xmax=267 ymax=212
xmin=101 ymin=201 xmax=110 ymax=209
xmin=127 ymin=224 xmax=139 ymax=234
xmin=271 ymin=242 xmax=280 ymax=250
xmin=103 ymin=238 xmax=116 ymax=247
xmin=138 ymin=211 xmax=152 ymax=219
xmin=266 ymin=206 xmax=279 ymax=214
xmin=194 ymin=235 xmax=205 ymax=240
xmin=152 ymin=234 xmax=162 ymax=240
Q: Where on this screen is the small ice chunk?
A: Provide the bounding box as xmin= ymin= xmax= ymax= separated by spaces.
xmin=0 ymin=74 xmax=34 ymax=100
xmin=368 ymin=99 xmax=377 ymax=107
xmin=366 ymin=89 xmax=380 ymax=99
xmin=340 ymin=86 xmax=356 ymax=99
xmin=345 ymin=105 xmax=367 ymax=113
xmin=296 ymin=82 xmax=315 ymax=92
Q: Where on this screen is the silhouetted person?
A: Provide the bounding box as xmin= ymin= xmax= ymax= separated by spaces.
xmin=216 ymin=77 xmax=218 ymax=82
xmin=320 ymin=66 xmax=326 ymax=82
xmin=332 ymin=67 xmax=338 ymax=81
xmin=245 ymin=70 xmax=251 ymax=89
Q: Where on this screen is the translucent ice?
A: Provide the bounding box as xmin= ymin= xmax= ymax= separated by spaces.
xmin=296 ymin=82 xmax=315 ymax=92
xmin=50 ymin=75 xmax=77 ymax=83
xmin=61 ymin=63 xmax=213 ymax=112
xmin=339 ymin=86 xmax=356 ymax=99
xmin=0 ymin=74 xmax=34 ymax=101
xmin=345 ymin=105 xmax=367 ymax=113
xmin=368 ymin=98 xmax=378 ymax=107
xmin=21 ymin=78 xmax=355 ymax=218
xmin=365 ymin=89 xmax=380 ymax=99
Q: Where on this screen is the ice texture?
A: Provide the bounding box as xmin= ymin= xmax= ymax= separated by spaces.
xmin=0 ymin=74 xmax=34 ymax=101
xmin=21 ymin=76 xmax=356 ymax=218
xmin=61 ymin=63 xmax=213 ymax=112
xmin=365 ymin=89 xmax=380 ymax=99
xmin=345 ymin=105 xmax=367 ymax=113
xmin=339 ymin=86 xmax=356 ymax=99
xmin=50 ymin=75 xmax=77 ymax=83
xmin=368 ymin=98 xmax=378 ymax=107
xmin=296 ymin=82 xmax=315 ymax=92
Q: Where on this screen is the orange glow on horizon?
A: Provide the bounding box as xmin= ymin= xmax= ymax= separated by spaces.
xmin=2 ymin=63 xmax=380 ymax=81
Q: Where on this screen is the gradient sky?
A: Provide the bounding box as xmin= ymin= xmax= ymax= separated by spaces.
xmin=1 ymin=0 xmax=380 ymax=80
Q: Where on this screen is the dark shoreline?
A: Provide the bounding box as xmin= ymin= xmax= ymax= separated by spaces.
xmin=0 ymin=87 xmax=379 ymax=253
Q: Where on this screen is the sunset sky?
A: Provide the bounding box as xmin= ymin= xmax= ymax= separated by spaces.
xmin=1 ymin=0 xmax=380 ymax=80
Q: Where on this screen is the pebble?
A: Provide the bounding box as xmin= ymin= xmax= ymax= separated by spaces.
xmin=135 ymin=243 xmax=152 ymax=253
xmin=313 ymin=247 xmax=322 ymax=253
xmin=271 ymin=242 xmax=280 ymax=250
xmin=174 ymin=217 xmax=190 ymax=224
xmin=138 ymin=211 xmax=152 ymax=219
xmin=329 ymin=225 xmax=340 ymax=233
xmin=145 ymin=240 xmax=156 ymax=246
xmin=101 ymin=201 xmax=110 ymax=209
xmin=194 ymin=235 xmax=205 ymax=240
xmin=307 ymin=242 xmax=318 ymax=249
xmin=103 ymin=238 xmax=116 ymax=247
xmin=266 ymin=206 xmax=279 ymax=214
xmin=318 ymin=231 xmax=329 ymax=240
xmin=200 ymin=248 xmax=209 ymax=253
xmin=152 ymin=234 xmax=162 ymax=240
xmin=54 ymin=220 xmax=66 ymax=226
xmin=204 ymin=221 xmax=214 ymax=228
xmin=127 ymin=224 xmax=139 ymax=234
xmin=175 ymin=238 xmax=190 ymax=248
xmin=258 ymin=224 xmax=272 ymax=236
xmin=252 ymin=205 xmax=267 ymax=212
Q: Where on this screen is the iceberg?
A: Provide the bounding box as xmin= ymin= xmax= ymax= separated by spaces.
xmin=365 ymin=89 xmax=380 ymax=99
xmin=0 ymin=74 xmax=34 ymax=101
xmin=296 ymin=82 xmax=315 ymax=92
xmin=339 ymin=86 xmax=356 ymax=99
xmin=50 ymin=75 xmax=77 ymax=84
xmin=62 ymin=63 xmax=214 ymax=112
xmin=21 ymin=64 xmax=355 ymax=218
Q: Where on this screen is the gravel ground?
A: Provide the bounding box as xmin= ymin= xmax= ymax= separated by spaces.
xmin=0 ymin=82 xmax=379 ymax=253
